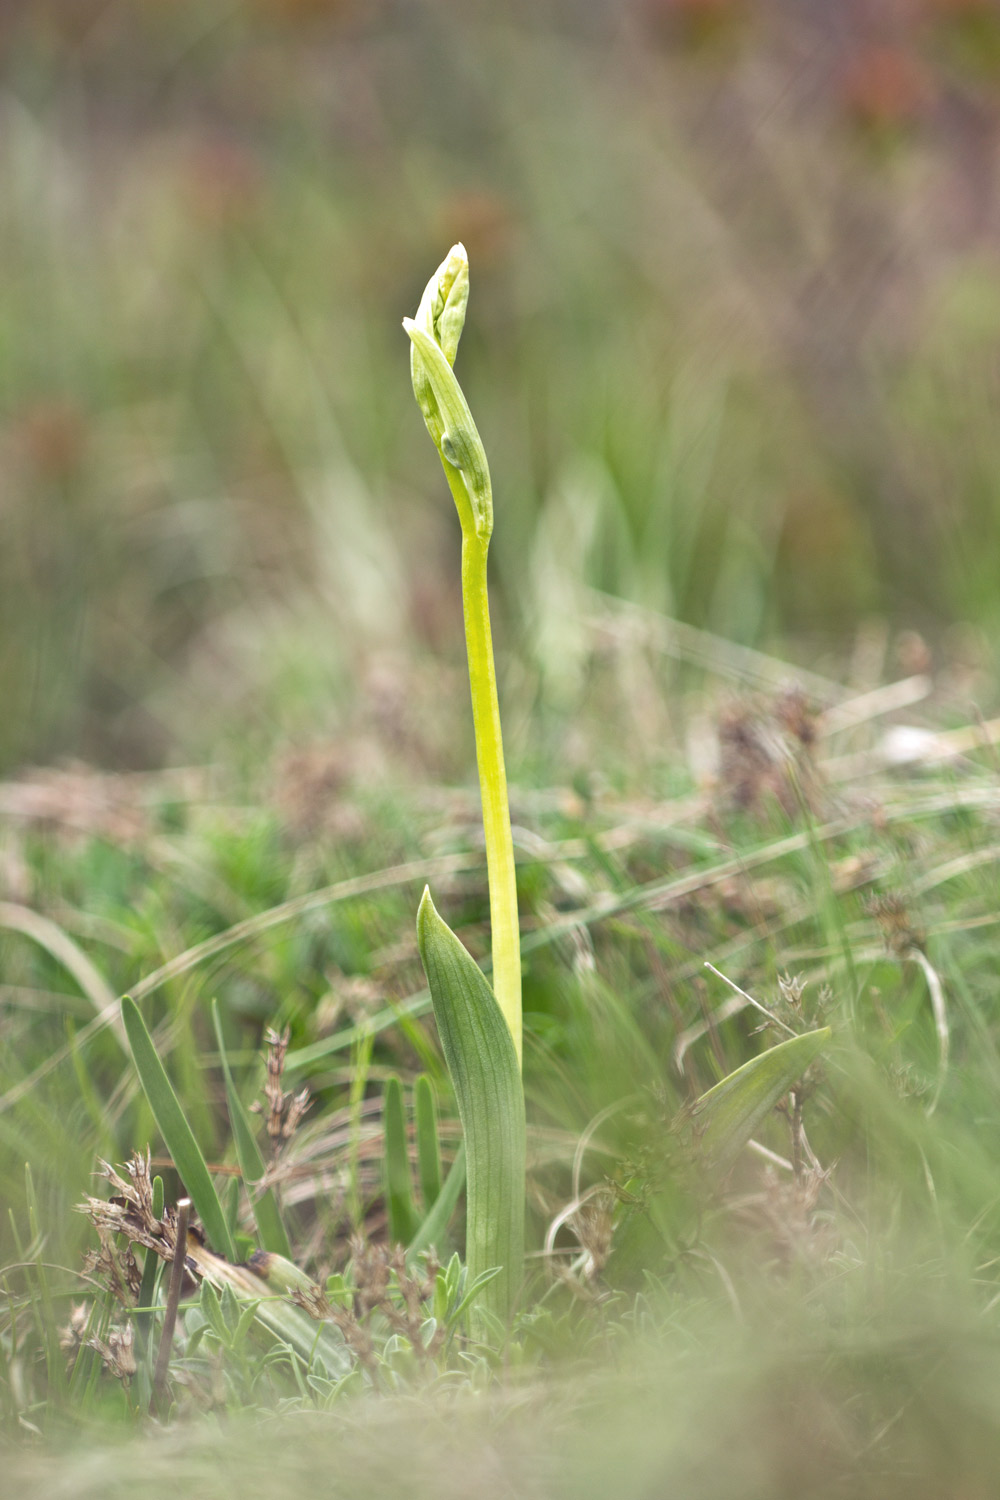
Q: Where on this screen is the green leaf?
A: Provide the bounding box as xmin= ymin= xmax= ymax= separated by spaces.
xmin=211 ymin=999 xmax=293 ymax=1259
xmin=121 ymin=996 xmax=237 ymax=1262
xmin=231 ymin=1299 xmax=260 ymax=1354
xmin=187 ymin=1247 xmax=349 ymax=1377
xmin=447 ymin=1265 xmax=503 ymax=1335
xmin=383 ymin=1074 xmax=417 ymax=1247
xmin=414 ymin=1073 xmax=442 ymax=1211
xmin=690 ymin=1027 xmax=831 ymax=1173
xmin=199 ymin=1279 xmax=227 ymax=1342
xmin=408 ymin=1141 xmax=465 ymax=1263
xmin=224 ymin=1173 xmax=240 ymax=1236
xmin=136 ymin=1173 xmax=164 ymax=1350
xmin=416 ymin=888 xmax=524 ymax=1326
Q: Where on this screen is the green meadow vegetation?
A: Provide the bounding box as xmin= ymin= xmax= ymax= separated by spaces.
xmin=4 ymin=3 xmax=1000 ymax=1496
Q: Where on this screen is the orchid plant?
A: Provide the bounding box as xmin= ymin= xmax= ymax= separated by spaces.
xmin=109 ymin=246 xmax=831 ymax=1378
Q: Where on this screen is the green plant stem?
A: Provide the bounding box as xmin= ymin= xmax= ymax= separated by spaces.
xmin=460 ymin=528 xmax=521 ymax=1066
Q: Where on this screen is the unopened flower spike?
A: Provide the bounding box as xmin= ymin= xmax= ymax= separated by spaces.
xmin=403 ymin=243 xmax=493 ymax=541
xmin=413 ymin=242 xmax=469 ymax=367
xmin=404 ymin=244 xmax=521 ymax=1066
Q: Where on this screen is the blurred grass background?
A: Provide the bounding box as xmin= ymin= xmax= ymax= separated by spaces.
xmin=3 ymin=0 xmax=1000 ymax=774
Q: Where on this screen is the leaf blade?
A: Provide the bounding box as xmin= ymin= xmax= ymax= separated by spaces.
xmin=121 ymin=996 xmax=237 ymax=1262
xmin=408 ymin=1141 xmax=465 ymax=1263
xmin=416 ymin=889 xmax=524 ymax=1324
xmin=383 ymin=1074 xmax=417 ymax=1247
xmin=691 ymin=1027 xmax=831 ymax=1173
xmin=415 ymin=1073 xmax=443 ymax=1212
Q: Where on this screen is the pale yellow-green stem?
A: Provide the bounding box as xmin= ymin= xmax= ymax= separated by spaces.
xmin=460 ymin=530 xmax=522 ymax=1066
xmin=431 ymin=419 xmax=521 ymax=1065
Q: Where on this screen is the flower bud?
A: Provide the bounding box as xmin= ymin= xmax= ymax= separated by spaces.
xmin=413 ymin=242 xmax=469 ymax=368
xmin=408 ymin=244 xmax=469 ymax=454
xmin=404 ymin=246 xmax=493 ymax=541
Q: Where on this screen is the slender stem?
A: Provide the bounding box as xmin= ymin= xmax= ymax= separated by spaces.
xmin=151 ymin=1197 xmax=190 ymax=1419
xmin=461 ymin=531 xmax=522 ymax=1066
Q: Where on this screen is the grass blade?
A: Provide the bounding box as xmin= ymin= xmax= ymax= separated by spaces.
xmin=415 ymin=1073 xmax=442 ymax=1212
xmin=383 ymin=1074 xmax=417 ymax=1247
xmin=416 ymin=888 xmax=524 ymax=1324
xmin=408 ymin=1141 xmax=465 ymax=1262
xmin=136 ymin=1172 xmax=164 ymax=1355
xmin=24 ymin=1164 xmax=66 ymax=1406
xmin=211 ymin=999 xmax=293 ymax=1258
xmin=121 ymin=996 xmax=237 ymax=1261
xmin=0 ymin=900 xmax=123 ymax=1046
xmin=690 ymin=1027 xmax=831 ymax=1173
xmin=195 ymin=1248 xmax=350 ymax=1376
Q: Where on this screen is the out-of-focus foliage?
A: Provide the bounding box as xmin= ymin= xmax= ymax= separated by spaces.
xmin=1 ymin=0 xmax=999 ymax=771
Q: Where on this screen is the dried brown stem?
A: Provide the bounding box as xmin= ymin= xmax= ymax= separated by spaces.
xmin=151 ymin=1197 xmax=190 ymax=1419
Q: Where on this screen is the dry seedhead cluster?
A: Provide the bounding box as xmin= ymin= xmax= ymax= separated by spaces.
xmin=253 ymin=1025 xmax=311 ymax=1162
xmin=290 ymin=1239 xmax=444 ymax=1377
xmin=715 ymin=686 xmax=823 ymax=820
xmin=80 ymin=1154 xmax=185 ymax=1273
xmin=73 ymin=1149 xmax=462 ymax=1406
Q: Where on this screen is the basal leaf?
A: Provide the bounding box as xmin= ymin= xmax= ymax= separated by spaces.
xmin=416 ymin=888 xmax=524 ymax=1324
